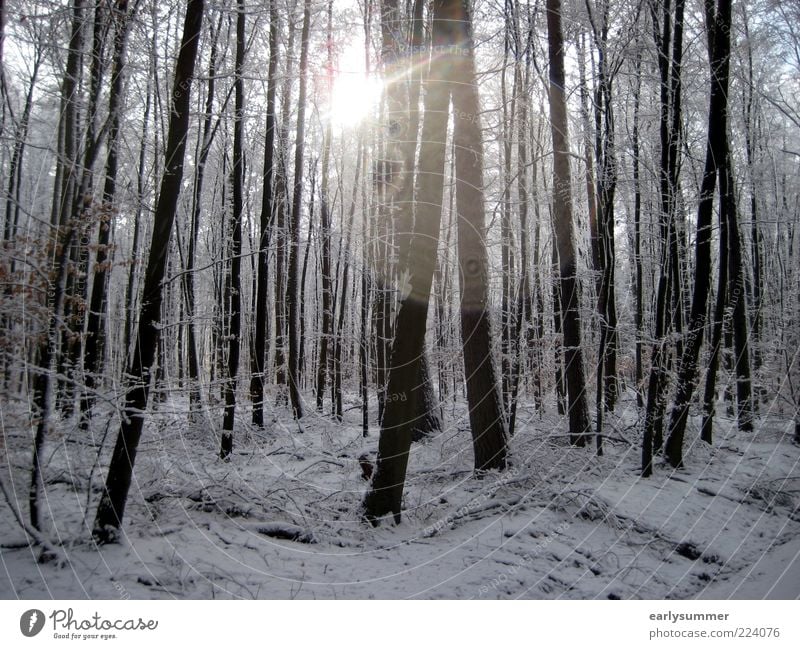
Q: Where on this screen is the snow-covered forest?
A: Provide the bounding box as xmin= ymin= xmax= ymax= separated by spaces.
xmin=1 ymin=0 xmax=799 ymax=599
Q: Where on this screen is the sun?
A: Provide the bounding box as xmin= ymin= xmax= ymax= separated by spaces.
xmin=328 ymin=41 xmax=383 ymax=128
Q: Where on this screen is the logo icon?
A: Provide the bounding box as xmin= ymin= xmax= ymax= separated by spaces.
xmin=20 ymin=609 xmax=45 ymax=637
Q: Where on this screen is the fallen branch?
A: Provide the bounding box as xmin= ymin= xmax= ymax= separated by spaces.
xmin=0 ymin=472 xmax=67 ymax=564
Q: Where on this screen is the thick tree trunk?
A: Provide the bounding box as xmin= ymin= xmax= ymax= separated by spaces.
xmin=363 ymin=0 xmax=451 ymax=523
xmin=29 ymin=0 xmax=86 ymax=532
xmin=93 ymin=0 xmax=204 ymax=542
xmin=546 ymin=0 xmax=591 ymax=445
xmin=448 ymin=0 xmax=508 ymax=470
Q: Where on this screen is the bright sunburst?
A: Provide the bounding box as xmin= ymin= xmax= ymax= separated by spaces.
xmin=328 ymin=40 xmax=383 ymax=128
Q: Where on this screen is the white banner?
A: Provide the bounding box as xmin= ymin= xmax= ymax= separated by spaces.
xmin=1 ymin=600 xmax=797 ymax=648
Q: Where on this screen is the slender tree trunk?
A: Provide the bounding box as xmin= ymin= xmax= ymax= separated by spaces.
xmin=632 ymin=48 xmax=644 ymax=408
xmin=220 ymin=0 xmax=246 ymax=459
xmin=743 ymin=12 xmax=763 ymax=385
xmin=724 ymin=153 xmax=754 ymax=431
xmin=93 ymin=0 xmax=204 ymax=542
xmin=316 ymin=2 xmax=334 ymax=412
xmin=124 ymin=80 xmax=151 ymax=362
xmin=298 ymin=160 xmax=316 ymax=386
xmin=80 ymin=0 xmax=136 ymax=427
xmin=184 ymin=13 xmax=221 ymax=417
xmin=665 ymin=0 xmax=732 ymax=468
xmin=273 ymin=0 xmax=298 ymax=401
xmin=333 ymin=146 xmax=362 ymax=421
xmin=642 ymin=0 xmax=685 ymax=475
xmin=701 ymin=197 xmax=729 ymax=445
xmin=500 ymin=18 xmax=515 ymax=416
xmin=286 ymin=0 xmax=311 ymax=420
xmin=508 ymin=15 xmax=535 ymax=425
xmin=250 ymin=0 xmax=279 ymax=428
xmin=3 ymin=51 xmax=41 ymax=247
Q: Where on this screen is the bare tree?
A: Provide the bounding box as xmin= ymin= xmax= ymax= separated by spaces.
xmin=448 ymin=0 xmax=508 ymax=470
xmin=546 ymin=0 xmax=591 ymax=446
xmin=93 ymin=0 xmax=204 ymax=542
xmin=665 ymin=0 xmax=733 ymax=467
xmin=286 ymin=0 xmax=312 ymax=420
xmin=364 ymin=0 xmax=452 ymax=523
xmin=220 ymin=0 xmax=247 ymax=459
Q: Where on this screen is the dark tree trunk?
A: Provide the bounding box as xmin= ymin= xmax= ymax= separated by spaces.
xmin=273 ymin=1 xmax=298 ymax=402
xmin=316 ymin=2 xmax=334 ymax=412
xmin=448 ymin=0 xmax=508 ymax=470
xmin=220 ymin=0 xmax=246 ymax=459
xmin=286 ymin=0 xmax=311 ymax=420
xmin=250 ymin=0 xmax=279 ymax=428
xmin=93 ymin=0 xmax=204 ymax=542
xmin=642 ymin=0 xmax=685 ymax=476
xmin=80 ymin=0 xmax=136 ymax=427
xmin=665 ymin=0 xmax=732 ymax=468
xmin=363 ymin=0 xmax=451 ymax=523
xmin=723 ymin=153 xmax=754 ymax=432
xmin=29 ymin=0 xmax=87 ymax=532
xmin=632 ymin=48 xmax=644 ymax=408
xmin=51 ymin=0 xmax=86 ymax=416
xmin=546 ymin=0 xmax=591 ymax=445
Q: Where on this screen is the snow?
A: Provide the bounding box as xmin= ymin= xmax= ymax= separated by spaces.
xmin=1 ymin=395 xmax=799 ymax=599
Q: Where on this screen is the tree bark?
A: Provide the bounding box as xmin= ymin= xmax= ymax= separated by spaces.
xmin=286 ymin=0 xmax=311 ymax=420
xmin=250 ymin=0 xmax=279 ymax=427
xmin=665 ymin=0 xmax=732 ymax=468
xmin=80 ymin=0 xmax=136 ymax=427
xmin=546 ymin=0 xmax=591 ymax=445
xmin=220 ymin=0 xmax=246 ymax=459
xmin=448 ymin=0 xmax=508 ymax=470
xmin=363 ymin=0 xmax=452 ymax=523
xmin=93 ymin=0 xmax=204 ymax=542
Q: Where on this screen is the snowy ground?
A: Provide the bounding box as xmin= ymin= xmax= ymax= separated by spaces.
xmin=2 ymin=391 xmax=799 ymax=599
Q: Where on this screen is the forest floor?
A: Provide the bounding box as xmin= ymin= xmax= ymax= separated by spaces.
xmin=1 ymin=390 xmax=799 ymax=599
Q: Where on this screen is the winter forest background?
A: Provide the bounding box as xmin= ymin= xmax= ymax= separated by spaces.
xmin=1 ymin=0 xmax=799 ymax=599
